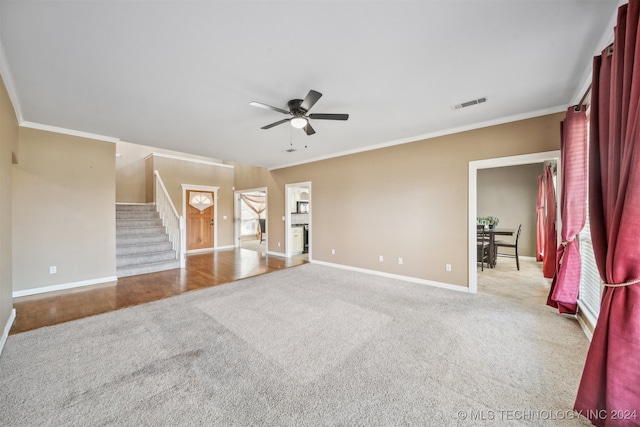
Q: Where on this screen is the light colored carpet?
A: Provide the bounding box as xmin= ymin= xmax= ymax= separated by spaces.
xmin=0 ymin=263 xmax=591 ymax=426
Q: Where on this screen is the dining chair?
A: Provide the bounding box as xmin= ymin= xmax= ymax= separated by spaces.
xmin=494 ymin=224 xmax=522 ymax=270
xmin=477 ymin=224 xmax=490 ymax=271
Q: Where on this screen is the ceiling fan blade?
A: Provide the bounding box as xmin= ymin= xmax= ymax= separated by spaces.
xmin=303 ymin=122 xmax=316 ymax=135
xmin=261 ymin=118 xmax=291 ymax=129
xmin=308 ymin=113 xmax=349 ymax=121
xmin=250 ymin=101 xmax=290 ymax=115
xmin=300 ymin=90 xmax=322 ymax=112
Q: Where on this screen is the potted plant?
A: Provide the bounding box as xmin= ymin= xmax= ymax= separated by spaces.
xmin=477 ymin=216 xmax=500 ymax=229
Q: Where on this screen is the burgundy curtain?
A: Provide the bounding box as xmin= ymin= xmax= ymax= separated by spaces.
xmin=536 ymin=175 xmax=545 ymax=262
xmin=574 ymin=2 xmax=640 ymax=424
xmin=542 ymin=165 xmax=557 ymax=278
xmin=547 ymin=108 xmax=587 ymax=314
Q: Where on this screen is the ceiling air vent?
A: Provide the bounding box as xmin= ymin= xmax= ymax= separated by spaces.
xmin=452 ymin=97 xmax=488 ymax=111
xmin=284 ymin=148 xmax=297 ymax=153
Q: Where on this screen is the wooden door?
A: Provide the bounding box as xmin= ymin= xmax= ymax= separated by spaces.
xmin=187 ymin=190 xmax=214 ymax=251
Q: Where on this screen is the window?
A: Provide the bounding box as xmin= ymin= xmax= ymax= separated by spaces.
xmin=578 ymin=106 xmax=602 ymax=328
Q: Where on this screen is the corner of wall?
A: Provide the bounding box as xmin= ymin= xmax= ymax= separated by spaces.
xmin=0 ymin=309 xmax=16 ymax=357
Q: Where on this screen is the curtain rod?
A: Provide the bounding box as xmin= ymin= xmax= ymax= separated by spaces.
xmin=573 ymin=43 xmax=612 ymax=112
xmin=574 ymin=84 xmax=592 ymax=112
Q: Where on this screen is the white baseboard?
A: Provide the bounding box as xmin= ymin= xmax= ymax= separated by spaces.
xmin=311 ymin=260 xmax=469 ymax=293
xmin=12 ymin=276 xmax=118 ymax=298
xmin=187 ymin=245 xmax=236 ymax=255
xmin=0 ymin=308 xmax=16 ymax=356
xmin=266 ymin=250 xmax=286 ymax=258
xmin=576 ymin=313 xmax=594 ymax=342
xmin=576 ymin=301 xmax=596 ymax=341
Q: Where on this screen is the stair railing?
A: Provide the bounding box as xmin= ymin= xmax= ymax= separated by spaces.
xmin=154 ymin=170 xmax=186 ymax=268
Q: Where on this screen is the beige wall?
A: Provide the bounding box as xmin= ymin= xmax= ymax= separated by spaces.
xmin=115 ymin=141 xmax=224 ymax=203
xmin=148 ymin=155 xmax=235 ymax=247
xmin=268 ymin=113 xmax=563 ymax=287
xmin=478 ymin=163 xmax=542 ymax=257
xmin=0 ymin=75 xmax=18 ymax=335
xmin=12 ymin=128 xmax=116 ymax=292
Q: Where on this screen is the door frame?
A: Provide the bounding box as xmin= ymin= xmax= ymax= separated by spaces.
xmin=234 ymin=187 xmax=268 ymax=249
xmin=468 ymin=150 xmax=561 ymax=293
xmin=285 ymin=181 xmax=312 ymax=259
xmin=182 ymin=184 xmax=220 ymax=254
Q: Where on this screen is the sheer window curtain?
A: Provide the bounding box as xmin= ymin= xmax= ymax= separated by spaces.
xmin=536 ymin=175 xmax=545 ymax=262
xmin=542 ymin=165 xmax=557 ymax=278
xmin=240 ymin=193 xmax=266 ymax=236
xmin=574 ymin=1 xmax=640 ymax=423
xmin=547 ymin=108 xmax=587 ymax=314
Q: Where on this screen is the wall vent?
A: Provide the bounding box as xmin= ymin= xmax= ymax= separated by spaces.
xmin=452 ymin=97 xmax=487 ymax=110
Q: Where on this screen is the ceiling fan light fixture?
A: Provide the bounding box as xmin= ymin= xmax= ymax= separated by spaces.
xmin=290 ymin=117 xmax=307 ymax=129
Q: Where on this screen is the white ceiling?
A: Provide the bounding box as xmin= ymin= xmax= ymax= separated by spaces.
xmin=0 ymin=1 xmax=620 ymax=169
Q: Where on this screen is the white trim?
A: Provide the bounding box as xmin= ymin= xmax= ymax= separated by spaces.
xmin=576 ymin=312 xmax=594 ymax=342
xmin=146 ymin=152 xmax=234 ymax=169
xmin=186 ymin=245 xmax=235 ymax=255
xmin=19 ymin=121 xmax=120 ymax=143
xmin=12 ymin=276 xmax=118 ymax=298
xmin=468 ymin=151 xmax=561 ymax=293
xmin=0 ymin=39 xmax=23 ymax=123
xmin=266 ymin=250 xmax=286 ymax=257
xmin=577 ymin=300 xmax=597 ymax=341
xmin=0 ymin=309 xmax=16 ymax=356
xmin=269 ymin=106 xmax=566 ymax=170
xmin=312 ymin=260 xmax=469 ymax=293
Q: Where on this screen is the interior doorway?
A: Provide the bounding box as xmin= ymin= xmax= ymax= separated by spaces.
xmin=234 ymin=188 xmax=267 ymax=254
xmin=285 ymin=182 xmax=311 ymax=260
xmin=468 ymin=151 xmax=560 ymax=293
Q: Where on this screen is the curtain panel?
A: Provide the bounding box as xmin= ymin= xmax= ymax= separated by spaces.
xmin=536 ymin=175 xmax=545 ymax=262
xmin=240 ymin=194 xmax=266 ymax=217
xmin=574 ymin=2 xmax=640 ymax=424
xmin=542 ymin=165 xmax=557 ymax=278
xmin=547 ymin=108 xmax=587 ymax=314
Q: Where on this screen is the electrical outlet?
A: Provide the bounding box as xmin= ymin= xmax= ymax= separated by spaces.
xmin=223 ymin=215 xmax=227 ymax=220
xmin=398 ymin=258 xmax=403 ymax=265
xmin=446 ymin=264 xmax=452 ymax=272
xmin=331 ymin=249 xmax=335 ymax=255
xmin=379 ymin=255 xmax=384 ymax=262
xmin=50 ymin=266 xmax=57 ymax=274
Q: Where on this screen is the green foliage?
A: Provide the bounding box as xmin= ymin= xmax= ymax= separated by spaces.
xmin=477 ymin=216 xmax=500 ymax=226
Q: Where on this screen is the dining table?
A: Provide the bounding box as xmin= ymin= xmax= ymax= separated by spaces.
xmin=480 ymin=228 xmax=515 ymax=268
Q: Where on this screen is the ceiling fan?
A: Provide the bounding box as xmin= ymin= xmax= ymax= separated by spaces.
xmin=250 ymin=90 xmax=349 ymax=136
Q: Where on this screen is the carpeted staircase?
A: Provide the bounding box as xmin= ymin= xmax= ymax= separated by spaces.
xmin=116 ymin=204 xmax=180 ymax=277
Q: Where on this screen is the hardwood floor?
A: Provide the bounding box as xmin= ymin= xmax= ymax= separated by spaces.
xmin=10 ymin=248 xmax=307 ymax=335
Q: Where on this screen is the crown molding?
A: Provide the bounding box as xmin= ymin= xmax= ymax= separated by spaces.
xmin=0 ymin=38 xmax=24 ymax=123
xmin=269 ymin=105 xmax=566 ymax=171
xmin=19 ymin=121 xmax=120 ymax=143
xmin=146 ymin=152 xmax=234 ymax=169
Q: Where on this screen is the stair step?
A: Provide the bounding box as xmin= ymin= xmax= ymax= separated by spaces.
xmin=116 ymin=259 xmax=181 ymax=278
xmin=115 ymin=204 xmax=179 ymax=278
xmin=116 ymin=233 xmax=169 ymax=246
xmin=116 ymin=218 xmax=163 ymax=228
xmin=116 ymin=226 xmax=166 ymax=237
xmin=116 ymin=241 xmax=174 ymax=256
xmin=116 ymin=204 xmax=156 ymax=211
xmin=116 ymin=211 xmax=160 ymax=220
xmin=116 ymin=250 xmax=177 ymax=268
